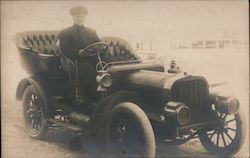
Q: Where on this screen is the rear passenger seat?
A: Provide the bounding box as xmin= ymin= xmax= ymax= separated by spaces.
xmin=15 ymin=31 xmax=140 ymax=61
xmin=15 ymin=31 xmax=62 ymax=77
xmin=15 ymin=31 xmax=141 ymax=77
xmin=15 ymin=31 xmax=59 ymax=55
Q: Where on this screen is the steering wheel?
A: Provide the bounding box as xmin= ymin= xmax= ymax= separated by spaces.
xmin=96 ymin=61 xmax=110 ymax=71
xmin=79 ymin=42 xmax=109 ymax=57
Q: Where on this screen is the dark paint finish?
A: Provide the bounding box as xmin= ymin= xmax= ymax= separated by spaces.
xmin=15 ymin=32 xmax=217 ymax=138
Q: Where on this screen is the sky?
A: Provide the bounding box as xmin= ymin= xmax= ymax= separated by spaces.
xmin=1 ymin=0 xmax=249 ymax=43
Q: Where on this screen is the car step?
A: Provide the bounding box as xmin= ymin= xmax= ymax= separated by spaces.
xmin=48 ymin=119 xmax=84 ymax=132
xmin=69 ymin=112 xmax=90 ymax=125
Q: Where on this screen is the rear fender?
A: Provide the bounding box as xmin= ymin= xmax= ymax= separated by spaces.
xmin=16 ymin=76 xmax=54 ymax=118
xmin=16 ymin=78 xmax=32 ymax=101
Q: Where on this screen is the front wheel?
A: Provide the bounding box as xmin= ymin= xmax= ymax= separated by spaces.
xmin=23 ymin=85 xmax=48 ymax=139
xmin=198 ymin=111 xmax=245 ymax=156
xmin=106 ymin=102 xmax=156 ymax=158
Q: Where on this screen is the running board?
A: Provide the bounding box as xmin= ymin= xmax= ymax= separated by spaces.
xmin=48 ymin=119 xmax=84 ymax=132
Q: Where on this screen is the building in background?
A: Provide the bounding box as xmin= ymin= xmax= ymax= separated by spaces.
xmin=134 ymin=39 xmax=248 ymax=51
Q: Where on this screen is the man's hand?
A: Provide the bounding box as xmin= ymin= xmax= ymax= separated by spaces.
xmin=78 ymin=49 xmax=86 ymax=56
xmin=79 ymin=48 xmax=95 ymax=57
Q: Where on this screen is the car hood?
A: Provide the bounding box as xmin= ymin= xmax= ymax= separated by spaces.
xmin=126 ymin=70 xmax=189 ymax=90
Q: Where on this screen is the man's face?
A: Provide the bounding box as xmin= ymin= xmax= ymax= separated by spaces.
xmin=72 ymin=13 xmax=86 ymax=26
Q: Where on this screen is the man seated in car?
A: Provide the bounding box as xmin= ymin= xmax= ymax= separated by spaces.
xmin=58 ymin=6 xmax=101 ymax=101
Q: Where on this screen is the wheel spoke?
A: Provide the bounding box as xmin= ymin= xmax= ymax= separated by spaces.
xmin=116 ymin=127 xmax=123 ymax=134
xmin=28 ymin=113 xmax=41 ymax=131
xmin=225 ymin=131 xmax=233 ymax=142
xmin=37 ymin=123 xmax=40 ymax=129
xmin=118 ymin=120 xmax=125 ymax=131
xmin=33 ymin=118 xmax=37 ymax=129
xmin=32 ymin=118 xmax=36 ymax=129
xmin=36 ymin=119 xmax=40 ymax=130
xmin=28 ymin=114 xmax=34 ymax=122
xmin=37 ymin=118 xmax=41 ymax=129
xmin=31 ymin=94 xmax=35 ymax=101
xmin=29 ymin=100 xmax=32 ymax=106
xmin=27 ymin=110 xmax=38 ymax=114
xmin=121 ymin=120 xmax=127 ymax=132
xmin=208 ymin=130 xmax=216 ymax=139
xmin=31 ymin=94 xmax=39 ymax=106
xmin=34 ymin=118 xmax=40 ymax=130
xmin=226 ymin=119 xmax=236 ymax=124
xmin=221 ymin=132 xmax=227 ymax=147
xmin=114 ymin=118 xmax=129 ymax=145
xmin=35 ymin=119 xmax=39 ymax=130
xmin=227 ymin=127 xmax=236 ymax=132
xmin=216 ymin=132 xmax=220 ymax=146
xmin=27 ymin=109 xmax=33 ymax=115
xmin=31 ymin=100 xmax=35 ymax=106
xmin=31 ymin=95 xmax=35 ymax=105
xmin=116 ymin=122 xmax=125 ymax=135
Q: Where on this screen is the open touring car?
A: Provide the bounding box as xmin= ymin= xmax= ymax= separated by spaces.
xmin=15 ymin=31 xmax=245 ymax=157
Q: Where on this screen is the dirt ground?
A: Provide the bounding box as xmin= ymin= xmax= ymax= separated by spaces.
xmin=2 ymin=98 xmax=249 ymax=158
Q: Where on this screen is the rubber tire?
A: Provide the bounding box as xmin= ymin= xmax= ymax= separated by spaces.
xmin=23 ymin=85 xmax=48 ymax=139
xmin=106 ymin=102 xmax=156 ymax=158
xmin=198 ymin=111 xmax=246 ymax=156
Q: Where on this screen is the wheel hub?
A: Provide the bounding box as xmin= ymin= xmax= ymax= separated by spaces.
xmin=217 ymin=117 xmax=227 ymax=130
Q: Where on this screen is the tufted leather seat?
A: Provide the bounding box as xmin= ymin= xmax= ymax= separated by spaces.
xmin=101 ymin=36 xmax=140 ymax=62
xmin=15 ymin=31 xmax=141 ymax=77
xmin=15 ymin=31 xmax=59 ymax=55
xmin=15 ymin=32 xmax=139 ymax=61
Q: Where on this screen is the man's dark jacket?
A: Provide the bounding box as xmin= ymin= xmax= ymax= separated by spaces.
xmin=58 ymin=24 xmax=101 ymax=98
xmin=58 ymin=24 xmax=100 ymax=61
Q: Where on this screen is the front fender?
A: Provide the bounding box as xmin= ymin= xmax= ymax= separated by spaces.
xmin=98 ymin=90 xmax=143 ymax=114
xmin=87 ymin=90 xmax=143 ymax=134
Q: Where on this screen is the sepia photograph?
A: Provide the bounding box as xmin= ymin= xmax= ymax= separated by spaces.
xmin=1 ymin=1 xmax=249 ymax=157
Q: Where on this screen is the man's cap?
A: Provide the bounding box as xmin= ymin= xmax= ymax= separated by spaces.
xmin=69 ymin=6 xmax=88 ymax=16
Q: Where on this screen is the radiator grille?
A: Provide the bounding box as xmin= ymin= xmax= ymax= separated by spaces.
xmin=171 ymin=79 xmax=209 ymax=123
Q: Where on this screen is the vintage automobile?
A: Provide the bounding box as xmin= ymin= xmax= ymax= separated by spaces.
xmin=15 ymin=31 xmax=245 ymax=157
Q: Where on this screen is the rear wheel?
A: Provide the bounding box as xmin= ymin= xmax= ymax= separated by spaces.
xmin=198 ymin=111 xmax=245 ymax=156
xmin=106 ymin=102 xmax=155 ymax=158
xmin=23 ymin=85 xmax=48 ymax=139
